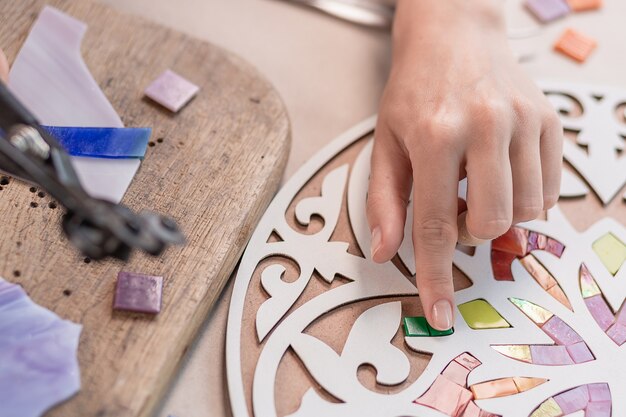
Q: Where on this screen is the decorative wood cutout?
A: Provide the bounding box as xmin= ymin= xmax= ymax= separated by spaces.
xmin=227 ymin=82 xmax=626 ymax=417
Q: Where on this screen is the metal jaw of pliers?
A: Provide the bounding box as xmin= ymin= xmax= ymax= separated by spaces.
xmin=0 ymin=81 xmax=185 ymax=260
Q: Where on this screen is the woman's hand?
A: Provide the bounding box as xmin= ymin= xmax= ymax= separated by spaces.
xmin=0 ymin=49 xmax=8 ymax=82
xmin=367 ymin=0 xmax=563 ymax=330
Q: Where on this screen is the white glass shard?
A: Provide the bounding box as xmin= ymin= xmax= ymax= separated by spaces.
xmin=8 ymin=6 xmax=140 ymax=203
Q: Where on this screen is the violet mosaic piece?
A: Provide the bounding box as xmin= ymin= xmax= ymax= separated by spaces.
xmin=113 ymin=272 xmax=163 ymax=314
xmin=525 ymin=0 xmax=570 ymax=22
xmin=0 ymin=278 xmax=82 ymax=417
xmin=144 ymin=70 xmax=199 ymax=113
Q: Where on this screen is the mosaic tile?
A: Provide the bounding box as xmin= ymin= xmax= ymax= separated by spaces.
xmin=585 ymin=401 xmax=612 ymax=417
xmin=144 ymin=69 xmax=200 ymax=113
xmin=403 ymin=316 xmax=429 ymax=337
xmin=567 ymin=0 xmax=602 ymax=12
xmin=458 ymin=300 xmax=510 ymax=329
xmin=553 ymin=385 xmax=589 ymax=414
xmin=520 ymin=255 xmax=556 ymax=290
xmin=606 ymin=322 xmax=626 ymax=345
xmin=492 ymin=227 xmax=529 ymax=256
xmin=530 ymin=398 xmax=563 ymax=417
xmin=541 ymin=316 xmax=583 ymax=346
xmin=592 ymin=233 xmax=626 ymax=275
xmin=545 ymin=238 xmax=565 ymax=257
xmin=491 ymin=249 xmax=517 ymax=281
xmin=442 ymin=360 xmax=470 ymax=386
xmin=529 ymin=345 xmax=574 ymax=365
xmin=470 ymin=378 xmax=518 ymax=399
xmin=455 ymin=353 xmax=482 ymax=371
xmin=584 ymin=295 xmax=615 ymax=331
xmin=547 ymin=285 xmax=572 ymax=310
xmin=513 ymin=377 xmax=547 ymax=393
xmin=510 ymin=298 xmax=554 ymax=325
xmin=526 ymin=0 xmax=570 ymax=22
xmin=113 ymin=271 xmax=164 ymax=314
xmin=588 ymin=383 xmax=611 ymax=402
xmin=492 ymin=345 xmax=532 ymax=362
xmin=554 ymin=28 xmax=598 ymax=63
xmin=565 ymin=341 xmax=594 ymax=363
xmin=415 ymin=375 xmax=473 ymax=416
xmin=580 ymin=264 xmax=601 ymax=298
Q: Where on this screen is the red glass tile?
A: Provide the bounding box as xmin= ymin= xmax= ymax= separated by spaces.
xmin=492 ymin=228 xmax=529 ymax=256
xmin=491 ymin=249 xmax=516 ymax=281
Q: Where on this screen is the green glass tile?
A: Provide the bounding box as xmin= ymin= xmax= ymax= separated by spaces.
xmin=592 ymin=233 xmax=626 ymax=275
xmin=458 ymin=299 xmax=511 ymax=329
xmin=403 ymin=316 xmax=430 ymax=337
xmin=427 ymin=325 xmax=454 ymax=337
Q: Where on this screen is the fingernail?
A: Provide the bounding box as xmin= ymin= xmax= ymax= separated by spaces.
xmin=431 ymin=299 xmax=453 ymax=330
xmin=370 ymin=227 xmax=382 ymax=260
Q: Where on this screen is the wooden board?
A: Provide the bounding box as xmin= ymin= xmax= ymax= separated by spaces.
xmin=0 ymin=1 xmax=290 ymax=416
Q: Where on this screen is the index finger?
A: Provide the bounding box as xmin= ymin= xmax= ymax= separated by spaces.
xmin=410 ymin=135 xmax=461 ymax=331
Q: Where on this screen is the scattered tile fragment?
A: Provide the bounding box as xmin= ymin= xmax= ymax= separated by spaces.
xmin=113 ymin=271 xmax=164 ymax=314
xmin=510 ymin=298 xmax=553 ymax=325
xmin=584 ymin=294 xmax=615 ymax=331
xmin=592 ymin=233 xmax=626 ymax=275
xmin=492 ymin=345 xmax=532 ymax=362
xmin=567 ymin=0 xmax=602 ymax=11
xmin=566 ymin=341 xmax=595 ymax=363
xmin=554 ymin=28 xmax=597 ymax=63
xmin=529 ymin=345 xmax=574 ymax=365
xmin=144 ymin=69 xmax=200 ymax=112
xmin=526 ymin=0 xmax=570 ymax=22
xmin=541 ymin=316 xmax=583 ymax=345
xmin=470 ymin=378 xmax=518 ymax=399
xmin=458 ymin=299 xmax=510 ymax=329
xmin=553 ymin=385 xmax=589 ymax=414
xmin=530 ymin=398 xmax=563 ymax=417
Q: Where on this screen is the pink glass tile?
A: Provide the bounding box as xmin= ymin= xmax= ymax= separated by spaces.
xmin=553 ymin=385 xmax=589 ymax=413
xmin=491 ymin=249 xmax=516 ymax=281
xmin=455 ymin=352 xmax=482 ymax=371
xmin=525 ymin=0 xmax=570 ymax=22
xmin=530 ymin=345 xmax=574 ymax=365
xmin=546 ymin=238 xmax=565 ymax=257
xmin=588 ymin=383 xmax=611 ymax=402
xmin=541 ymin=316 xmax=583 ymax=345
xmin=565 ymin=341 xmax=594 ymax=363
xmin=442 ymin=360 xmax=470 ymax=386
xmin=586 ymin=401 xmax=612 ymax=417
xmin=527 ymin=232 xmax=539 ymax=252
xmin=462 ymin=401 xmax=481 ymax=417
xmin=613 ymin=305 xmax=626 ymax=327
xmin=585 ymin=295 xmax=615 ymax=331
xmin=415 ymin=375 xmax=473 ymax=416
xmin=492 ymin=228 xmax=528 ymax=256
xmin=113 ymin=271 xmax=163 ymax=314
xmin=144 ymin=69 xmax=199 ymax=112
xmin=607 ymin=323 xmax=626 ymax=345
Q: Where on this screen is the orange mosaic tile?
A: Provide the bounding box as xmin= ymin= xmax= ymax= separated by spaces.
xmin=554 ymin=28 xmax=597 ymax=63
xmin=567 ymin=0 xmax=602 ymax=11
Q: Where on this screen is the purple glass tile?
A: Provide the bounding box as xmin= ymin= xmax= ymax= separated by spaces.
xmin=554 ymin=385 xmax=589 ymax=414
xmin=541 ymin=316 xmax=583 ymax=345
xmin=614 ymin=305 xmax=626 ymax=327
xmin=530 ymin=345 xmax=574 ymax=365
xmin=566 ymin=341 xmax=594 ymax=363
xmin=546 ymin=238 xmax=565 ymax=257
xmin=144 ymin=69 xmax=199 ymax=112
xmin=527 ymin=231 xmax=539 ymax=252
xmin=585 ymin=401 xmax=611 ymax=417
xmin=113 ymin=271 xmax=163 ymax=314
xmin=585 ymin=295 xmax=615 ymax=331
xmin=588 ymin=383 xmax=611 ymax=402
xmin=525 ymin=0 xmax=570 ymax=22
xmin=607 ymin=323 xmax=626 ymax=345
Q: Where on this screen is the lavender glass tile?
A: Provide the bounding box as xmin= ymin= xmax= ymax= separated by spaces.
xmin=546 ymin=238 xmax=565 ymax=257
xmin=588 ymin=383 xmax=611 ymax=402
xmin=584 ymin=295 xmax=615 ymax=331
xmin=586 ymin=401 xmax=612 ymax=417
xmin=606 ymin=323 xmax=626 ymax=345
xmin=144 ymin=69 xmax=200 ymax=112
xmin=565 ymin=341 xmax=594 ymax=363
xmin=0 ymin=278 xmax=82 ymax=417
xmin=553 ymin=385 xmax=589 ymax=414
xmin=530 ymin=345 xmax=574 ymax=365
xmin=113 ymin=272 xmax=163 ymax=314
xmin=541 ymin=316 xmax=583 ymax=346
xmin=525 ymin=0 xmax=570 ymax=22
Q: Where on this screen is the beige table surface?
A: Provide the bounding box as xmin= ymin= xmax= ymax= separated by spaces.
xmin=96 ymin=1 xmax=626 ymax=416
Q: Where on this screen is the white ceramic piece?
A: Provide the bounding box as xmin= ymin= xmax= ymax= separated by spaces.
xmin=226 ymin=83 xmax=625 ymax=417
xmin=8 ymin=6 xmax=140 ymax=203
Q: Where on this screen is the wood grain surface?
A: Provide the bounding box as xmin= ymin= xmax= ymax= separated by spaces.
xmin=0 ymin=1 xmax=290 ymax=416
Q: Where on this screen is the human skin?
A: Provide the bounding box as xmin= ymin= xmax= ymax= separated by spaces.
xmin=367 ymin=0 xmax=563 ymax=330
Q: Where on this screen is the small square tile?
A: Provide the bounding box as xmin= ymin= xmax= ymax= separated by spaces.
xmin=403 ymin=316 xmax=430 ymax=337
xmin=554 ymin=28 xmax=597 ymax=63
xmin=526 ymin=0 xmax=570 ymax=22
xmin=113 ymin=271 xmax=163 ymax=314
xmin=144 ymin=69 xmax=200 ymax=112
xmin=427 ymin=325 xmax=454 ymax=337
xmin=567 ymin=0 xmax=602 ymax=11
